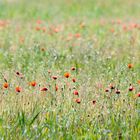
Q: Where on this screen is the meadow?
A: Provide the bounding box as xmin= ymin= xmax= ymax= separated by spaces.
xmin=0 ymin=0 xmax=140 ymax=139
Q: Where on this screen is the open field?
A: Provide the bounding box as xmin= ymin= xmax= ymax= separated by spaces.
xmin=0 ymin=0 xmax=140 ymax=139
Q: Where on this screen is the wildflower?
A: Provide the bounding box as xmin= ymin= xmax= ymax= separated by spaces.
xmin=41 ymin=48 xmax=45 ymax=51
xmin=42 ymin=27 xmax=46 ymax=32
xmin=71 ymin=67 xmax=76 ymax=71
xmin=16 ymin=71 xmax=20 ymax=75
xmin=129 ymin=84 xmax=134 ymax=91
xmin=73 ymin=90 xmax=79 ymax=95
xmin=138 ymin=80 xmax=140 ymax=84
xmin=54 ymin=27 xmax=59 ymax=33
xmin=109 ymin=83 xmax=115 ymax=89
xmin=36 ymin=20 xmax=43 ymax=24
xmin=136 ymin=93 xmax=140 ymax=97
xmin=75 ymin=33 xmax=81 ymax=38
xmin=30 ymin=81 xmax=37 ymax=87
xmin=75 ymin=98 xmax=81 ymax=104
xmin=3 ymin=82 xmax=9 ymax=89
xmin=16 ymin=71 xmax=24 ymax=79
xmin=116 ymin=89 xmax=120 ymax=94
xmin=55 ymin=85 xmax=58 ymax=91
xmin=92 ymin=100 xmax=96 ymax=105
xmin=72 ymin=78 xmax=76 ymax=83
xmin=128 ymin=63 xmax=133 ymax=69
xmin=35 ymin=26 xmax=41 ymax=31
xmin=52 ymin=76 xmax=57 ymax=80
xmin=48 ymin=70 xmax=51 ymax=74
xmin=41 ymin=87 xmax=48 ymax=91
xmin=15 ymin=86 xmax=21 ymax=92
xmin=110 ymin=28 xmax=115 ymax=33
xmin=64 ymin=72 xmax=70 ymax=78
xmin=105 ymin=88 xmax=110 ymax=92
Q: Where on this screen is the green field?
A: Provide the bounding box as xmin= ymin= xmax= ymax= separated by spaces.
xmin=0 ymin=0 xmax=140 ymax=139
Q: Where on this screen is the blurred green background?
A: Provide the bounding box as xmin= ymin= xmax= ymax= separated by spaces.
xmin=0 ymin=0 xmax=140 ymax=20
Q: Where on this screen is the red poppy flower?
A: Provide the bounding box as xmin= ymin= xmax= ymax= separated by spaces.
xmin=16 ymin=71 xmax=20 ymax=75
xmin=92 ymin=100 xmax=96 ymax=105
xmin=110 ymin=28 xmax=115 ymax=33
xmin=71 ymin=67 xmax=76 ymax=71
xmin=128 ymin=63 xmax=133 ymax=69
xmin=3 ymin=82 xmax=9 ymax=89
xmin=15 ymin=86 xmax=21 ymax=92
xmin=35 ymin=26 xmax=41 ymax=31
xmin=30 ymin=81 xmax=37 ymax=87
xmin=105 ymin=88 xmax=110 ymax=92
xmin=109 ymin=83 xmax=115 ymax=89
xmin=52 ymin=76 xmax=57 ymax=80
xmin=53 ymin=28 xmax=59 ymax=33
xmin=73 ymin=90 xmax=79 ymax=95
xmin=48 ymin=70 xmax=51 ymax=74
xmin=55 ymin=85 xmax=58 ymax=91
xmin=129 ymin=84 xmax=134 ymax=91
xmin=36 ymin=20 xmax=43 ymax=24
xmin=75 ymin=33 xmax=81 ymax=38
xmin=116 ymin=89 xmax=120 ymax=94
xmin=75 ymin=98 xmax=81 ymax=104
xmin=16 ymin=71 xmax=24 ymax=79
xmin=64 ymin=72 xmax=70 ymax=78
xmin=72 ymin=78 xmax=76 ymax=83
xmin=136 ymin=93 xmax=140 ymax=97
xmin=41 ymin=87 xmax=48 ymax=91
xmin=41 ymin=48 xmax=45 ymax=51
xmin=42 ymin=27 xmax=46 ymax=32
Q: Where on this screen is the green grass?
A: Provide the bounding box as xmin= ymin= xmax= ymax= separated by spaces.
xmin=0 ymin=0 xmax=140 ymax=139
